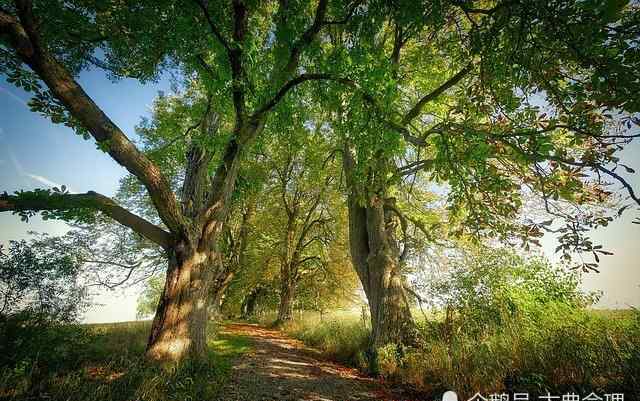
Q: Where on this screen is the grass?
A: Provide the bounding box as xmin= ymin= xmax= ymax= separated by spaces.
xmin=0 ymin=320 xmax=251 ymax=401
xmin=276 ymin=308 xmax=640 ymax=399
xmin=272 ymin=310 xmax=370 ymax=366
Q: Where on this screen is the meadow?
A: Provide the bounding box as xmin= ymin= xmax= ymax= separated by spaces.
xmin=0 ymin=320 xmax=250 ymax=401
xmin=273 ymin=307 xmax=640 ymax=399
xmin=1 ymin=307 xmax=638 ymax=400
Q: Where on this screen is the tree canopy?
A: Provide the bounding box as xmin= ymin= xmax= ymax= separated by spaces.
xmin=1 ymin=0 xmax=638 ymax=362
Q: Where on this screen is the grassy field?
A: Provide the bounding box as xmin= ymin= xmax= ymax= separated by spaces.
xmin=274 ymin=308 xmax=640 ymax=399
xmin=0 ymin=321 xmax=251 ymax=401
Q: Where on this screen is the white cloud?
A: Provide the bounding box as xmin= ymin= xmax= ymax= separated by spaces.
xmin=25 ymin=173 xmax=61 ymax=188
xmin=3 ymin=145 xmax=74 ymax=192
xmin=25 ymin=173 xmax=74 ymax=193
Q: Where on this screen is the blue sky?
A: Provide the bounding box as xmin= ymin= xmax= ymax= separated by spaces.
xmin=1 ymin=68 xmax=639 ymax=323
xmin=0 ymin=68 xmax=171 ymax=322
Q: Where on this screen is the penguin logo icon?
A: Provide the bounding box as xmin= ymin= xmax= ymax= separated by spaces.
xmin=442 ymin=391 xmax=458 ymax=401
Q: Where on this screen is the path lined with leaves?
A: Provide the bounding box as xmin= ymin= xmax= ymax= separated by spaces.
xmin=216 ymin=323 xmax=395 ymax=401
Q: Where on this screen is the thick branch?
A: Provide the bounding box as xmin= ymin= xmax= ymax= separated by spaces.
xmin=282 ymin=0 xmax=328 ymax=77
xmin=0 ymin=191 xmax=172 ymax=248
xmin=0 ymin=5 xmax=186 ymax=236
xmin=191 ymin=0 xmax=231 ymax=52
xmin=256 ymin=0 xmax=330 ymax=118
xmin=401 ymin=63 xmax=473 ymax=126
xmin=182 ymin=104 xmax=218 ymax=217
xmin=396 ymin=159 xmax=433 ymax=177
xmin=253 ymin=73 xmax=332 ymax=117
xmin=230 ymin=0 xmax=248 ymax=122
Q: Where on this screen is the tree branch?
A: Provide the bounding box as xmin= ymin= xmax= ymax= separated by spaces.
xmin=191 ymin=0 xmax=231 ymax=52
xmin=401 ymin=63 xmax=473 ymax=126
xmin=0 ymin=191 xmax=173 ymax=249
xmin=253 ymin=73 xmax=332 ymax=117
xmin=281 ymin=0 xmax=328 ymax=77
xmin=1 ymin=4 xmax=186 ymax=236
xmin=255 ymin=0 xmax=330 ymax=118
xmin=229 ymin=0 xmax=248 ymax=123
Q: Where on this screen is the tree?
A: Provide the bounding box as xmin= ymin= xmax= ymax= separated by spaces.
xmin=420 ymin=246 xmax=598 ymax=330
xmin=309 ymin=0 xmax=640 ymax=349
xmin=136 ymin=275 xmax=165 ymax=320
xmin=0 ymin=236 xmax=87 ymax=323
xmin=264 ymin=129 xmax=341 ymax=324
xmin=0 ymin=0 xmax=350 ymax=362
xmin=209 ymin=194 xmax=256 ymax=320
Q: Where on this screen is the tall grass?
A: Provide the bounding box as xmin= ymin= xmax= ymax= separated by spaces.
xmin=277 ymin=310 xmax=371 ymax=366
xmin=279 ymin=308 xmax=640 ymax=399
xmin=0 ymin=320 xmax=251 ymax=401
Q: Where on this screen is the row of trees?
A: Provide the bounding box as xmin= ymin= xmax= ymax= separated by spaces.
xmin=1 ymin=0 xmax=639 ymax=363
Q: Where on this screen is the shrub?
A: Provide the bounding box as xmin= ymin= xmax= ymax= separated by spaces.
xmin=0 ymin=238 xmax=88 ymax=323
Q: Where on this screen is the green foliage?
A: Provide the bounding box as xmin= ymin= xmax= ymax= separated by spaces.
xmin=136 ymin=275 xmax=165 ymax=320
xmin=2 ymin=188 xmax=97 ymax=224
xmin=280 ymin=250 xmax=639 ymax=398
xmin=0 ymin=237 xmax=87 ymax=322
xmin=421 ymin=248 xmax=599 ymax=333
xmin=0 ymin=51 xmax=90 ymax=139
xmin=0 ymin=321 xmax=251 ymax=401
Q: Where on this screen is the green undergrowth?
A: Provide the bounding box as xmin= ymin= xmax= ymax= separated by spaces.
xmin=276 ymin=308 xmax=640 ymax=399
xmin=0 ymin=320 xmax=250 ymax=401
xmin=276 ymin=311 xmax=370 ymax=366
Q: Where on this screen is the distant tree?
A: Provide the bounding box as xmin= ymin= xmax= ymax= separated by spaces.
xmin=263 ymin=129 xmax=342 ymax=325
xmin=418 ymin=246 xmax=599 ymax=336
xmin=209 ymin=194 xmax=257 ymax=320
xmin=0 ymin=236 xmax=87 ymax=323
xmin=136 ymin=275 xmax=165 ymax=321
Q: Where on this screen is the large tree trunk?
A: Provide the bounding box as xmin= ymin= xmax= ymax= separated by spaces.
xmin=146 ymin=242 xmax=213 ymax=362
xmin=343 ymin=146 xmax=415 ymax=350
xmin=276 ymin=279 xmax=295 ymax=325
xmin=349 ymin=195 xmax=415 ymax=348
xmin=145 ymin=120 xmax=253 ymax=362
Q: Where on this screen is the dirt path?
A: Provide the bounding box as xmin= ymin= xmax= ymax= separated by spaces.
xmin=216 ymin=323 xmax=395 ymax=401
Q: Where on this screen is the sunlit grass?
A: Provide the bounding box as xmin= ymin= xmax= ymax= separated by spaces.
xmin=0 ymin=320 xmax=251 ymax=401
xmin=275 ymin=308 xmax=640 ymax=398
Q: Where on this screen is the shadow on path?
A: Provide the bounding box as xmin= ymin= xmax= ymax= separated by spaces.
xmin=216 ymin=323 xmax=394 ymax=401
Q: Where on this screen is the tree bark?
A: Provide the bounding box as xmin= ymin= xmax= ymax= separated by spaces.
xmin=276 ymin=278 xmax=295 ymax=325
xmin=343 ymin=145 xmax=416 ymax=349
xmin=145 ymin=242 xmax=213 ymax=362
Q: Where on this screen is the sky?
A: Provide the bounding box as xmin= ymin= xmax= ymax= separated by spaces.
xmin=1 ymin=69 xmax=639 ymax=324
xmin=0 ymin=68 xmax=172 ymax=323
